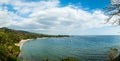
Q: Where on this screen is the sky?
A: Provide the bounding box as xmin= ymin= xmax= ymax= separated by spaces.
xmin=0 ymin=0 xmax=120 ymax=35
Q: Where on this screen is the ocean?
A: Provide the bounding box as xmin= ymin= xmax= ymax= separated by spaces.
xmin=19 ymin=35 xmax=120 ymax=61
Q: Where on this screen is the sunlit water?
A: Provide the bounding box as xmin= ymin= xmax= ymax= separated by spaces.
xmin=19 ymin=36 xmax=120 ymax=61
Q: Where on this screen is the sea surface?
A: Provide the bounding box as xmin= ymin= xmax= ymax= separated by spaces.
xmin=19 ymin=35 xmax=120 ymax=61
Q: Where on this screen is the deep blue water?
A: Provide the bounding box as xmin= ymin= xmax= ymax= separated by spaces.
xmin=19 ymin=35 xmax=120 ymax=61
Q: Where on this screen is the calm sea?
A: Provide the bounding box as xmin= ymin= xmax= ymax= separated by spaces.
xmin=19 ymin=35 xmax=120 ymax=61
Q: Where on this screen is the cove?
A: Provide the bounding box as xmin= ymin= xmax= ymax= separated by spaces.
xmin=19 ymin=36 xmax=120 ymax=61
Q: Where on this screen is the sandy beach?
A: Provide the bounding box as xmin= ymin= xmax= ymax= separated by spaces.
xmin=15 ymin=38 xmax=47 ymax=49
xmin=15 ymin=39 xmax=32 ymax=49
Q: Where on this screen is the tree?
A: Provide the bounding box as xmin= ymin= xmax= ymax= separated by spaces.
xmin=105 ymin=0 xmax=120 ymax=25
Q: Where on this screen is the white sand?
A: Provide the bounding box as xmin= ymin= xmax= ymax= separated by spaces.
xmin=15 ymin=39 xmax=32 ymax=49
xmin=15 ymin=38 xmax=47 ymax=50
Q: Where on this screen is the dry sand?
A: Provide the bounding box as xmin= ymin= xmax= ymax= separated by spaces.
xmin=15 ymin=39 xmax=32 ymax=49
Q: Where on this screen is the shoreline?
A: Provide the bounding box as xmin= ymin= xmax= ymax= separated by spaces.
xmin=15 ymin=39 xmax=32 ymax=49
xmin=14 ymin=37 xmax=66 ymax=50
xmin=15 ymin=37 xmax=67 ymax=47
xmin=15 ymin=37 xmax=48 ymax=49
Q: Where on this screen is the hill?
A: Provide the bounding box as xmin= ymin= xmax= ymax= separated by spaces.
xmin=0 ymin=27 xmax=69 ymax=61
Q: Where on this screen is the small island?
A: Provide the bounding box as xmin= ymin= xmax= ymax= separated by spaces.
xmin=0 ymin=27 xmax=69 ymax=61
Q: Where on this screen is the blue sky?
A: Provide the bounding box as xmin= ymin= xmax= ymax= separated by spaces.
xmin=60 ymin=0 xmax=110 ymax=10
xmin=5 ymin=0 xmax=110 ymax=11
xmin=23 ymin=0 xmax=110 ymax=9
xmin=0 ymin=0 xmax=120 ymax=35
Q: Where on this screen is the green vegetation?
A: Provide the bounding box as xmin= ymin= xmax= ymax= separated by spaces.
xmin=108 ymin=48 xmax=119 ymax=61
xmin=61 ymin=57 xmax=78 ymax=61
xmin=112 ymin=55 xmax=120 ymax=61
xmin=0 ymin=27 xmax=69 ymax=61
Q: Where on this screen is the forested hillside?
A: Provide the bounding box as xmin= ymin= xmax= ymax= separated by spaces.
xmin=0 ymin=27 xmax=69 ymax=61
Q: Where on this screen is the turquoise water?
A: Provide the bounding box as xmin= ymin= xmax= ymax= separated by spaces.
xmin=19 ymin=36 xmax=120 ymax=61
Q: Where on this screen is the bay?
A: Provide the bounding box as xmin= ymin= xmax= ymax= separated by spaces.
xmin=19 ymin=35 xmax=120 ymax=61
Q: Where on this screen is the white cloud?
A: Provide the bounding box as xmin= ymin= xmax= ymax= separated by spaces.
xmin=10 ymin=0 xmax=60 ymax=15
xmin=0 ymin=0 xmax=117 ymax=35
xmin=0 ymin=10 xmax=15 ymax=27
xmin=23 ymin=6 xmax=109 ymax=34
xmin=0 ymin=0 xmax=10 ymax=4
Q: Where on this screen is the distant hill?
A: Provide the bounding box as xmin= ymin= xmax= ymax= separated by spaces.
xmin=0 ymin=27 xmax=69 ymax=61
xmin=0 ymin=27 xmax=69 ymax=41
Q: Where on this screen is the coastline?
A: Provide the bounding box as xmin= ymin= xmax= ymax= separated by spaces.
xmin=15 ymin=38 xmax=47 ymax=49
xmin=14 ymin=37 xmax=65 ymax=51
xmin=14 ymin=36 xmax=69 ymax=47
xmin=15 ymin=39 xmax=32 ymax=49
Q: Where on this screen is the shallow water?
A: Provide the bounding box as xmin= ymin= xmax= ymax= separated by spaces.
xmin=19 ymin=35 xmax=120 ymax=61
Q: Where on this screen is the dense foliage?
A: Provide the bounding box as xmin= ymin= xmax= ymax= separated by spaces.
xmin=0 ymin=27 xmax=69 ymax=61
